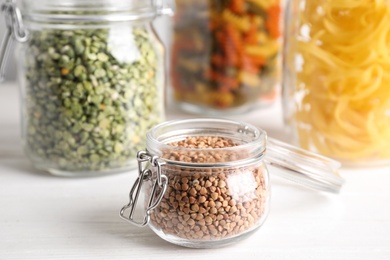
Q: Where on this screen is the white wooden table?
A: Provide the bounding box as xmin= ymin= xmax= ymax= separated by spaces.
xmin=1 ymin=82 xmax=390 ymax=259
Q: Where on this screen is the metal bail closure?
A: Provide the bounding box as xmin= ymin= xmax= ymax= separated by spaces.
xmin=120 ymin=151 xmax=168 ymax=227
xmin=265 ymin=138 xmax=345 ymax=193
xmin=0 ymin=0 xmax=28 ymax=82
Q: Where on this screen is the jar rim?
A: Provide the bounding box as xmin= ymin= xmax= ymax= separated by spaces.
xmin=146 ymin=118 xmax=267 ymax=166
xmin=18 ymin=0 xmax=174 ymax=23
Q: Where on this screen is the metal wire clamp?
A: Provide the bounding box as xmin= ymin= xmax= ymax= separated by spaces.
xmin=120 ymin=151 xmax=168 ymax=227
xmin=0 ymin=0 xmax=28 ymax=82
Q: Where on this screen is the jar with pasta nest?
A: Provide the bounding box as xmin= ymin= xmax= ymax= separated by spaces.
xmin=0 ymin=0 xmax=173 ymax=176
xmin=120 ymin=118 xmax=344 ymax=248
xmin=170 ymin=0 xmax=282 ymax=115
xmin=283 ymin=0 xmax=390 ymax=166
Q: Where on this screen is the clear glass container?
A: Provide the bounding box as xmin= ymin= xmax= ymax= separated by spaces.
xmin=283 ymin=0 xmax=390 ymax=165
xmin=170 ymin=0 xmax=282 ymax=115
xmin=0 ymin=0 xmax=173 ymax=176
xmin=120 ymin=118 xmax=344 ymax=248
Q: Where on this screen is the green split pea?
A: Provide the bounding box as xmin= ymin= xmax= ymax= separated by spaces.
xmin=22 ymin=26 xmax=163 ymax=173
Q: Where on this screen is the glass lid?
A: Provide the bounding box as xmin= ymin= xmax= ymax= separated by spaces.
xmin=265 ymin=137 xmax=345 ymax=193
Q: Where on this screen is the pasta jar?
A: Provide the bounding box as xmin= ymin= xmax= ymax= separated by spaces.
xmin=170 ymin=0 xmax=282 ymax=115
xmin=120 ymin=118 xmax=344 ymax=248
xmin=0 ymin=0 xmax=173 ymax=176
xmin=283 ymin=0 xmax=390 ymax=165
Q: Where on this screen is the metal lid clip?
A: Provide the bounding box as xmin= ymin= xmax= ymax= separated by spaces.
xmin=120 ymin=151 xmax=168 ymax=227
xmin=0 ymin=0 xmax=28 ymax=82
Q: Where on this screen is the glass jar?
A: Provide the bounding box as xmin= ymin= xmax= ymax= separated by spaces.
xmin=170 ymin=0 xmax=282 ymax=115
xmin=120 ymin=118 xmax=344 ymax=248
xmin=283 ymin=0 xmax=390 ymax=165
xmin=0 ymin=0 xmax=173 ymax=176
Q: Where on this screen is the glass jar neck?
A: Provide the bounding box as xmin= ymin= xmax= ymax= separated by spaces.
xmin=146 ymin=118 xmax=266 ymax=167
xmin=18 ymin=0 xmax=174 ymax=24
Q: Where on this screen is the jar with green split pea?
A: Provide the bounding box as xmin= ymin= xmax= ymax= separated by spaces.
xmin=0 ymin=0 xmax=174 ymax=176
